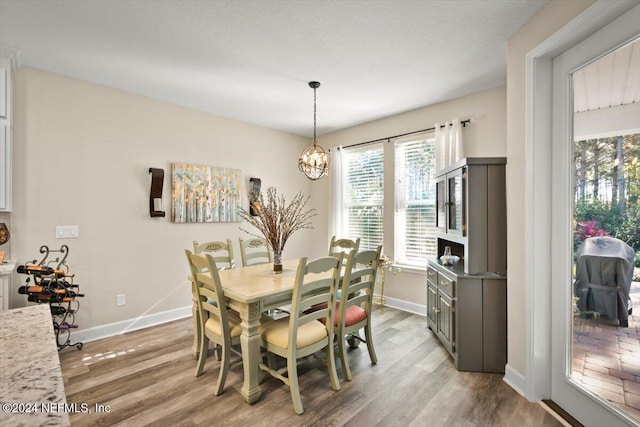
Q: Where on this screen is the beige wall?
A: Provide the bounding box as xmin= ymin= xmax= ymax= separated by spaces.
xmin=311 ymin=85 xmax=507 ymax=310
xmin=9 ymin=67 xmax=316 ymax=331
xmin=505 ymin=0 xmax=595 ymax=375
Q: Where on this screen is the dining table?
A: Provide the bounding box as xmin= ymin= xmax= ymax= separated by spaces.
xmin=216 ymin=258 xmax=331 ymax=404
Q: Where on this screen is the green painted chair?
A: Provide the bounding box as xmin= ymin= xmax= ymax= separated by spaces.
xmin=193 ymin=239 xmax=235 ymax=270
xmin=185 ymin=250 xmax=241 ymax=396
xmin=239 ymin=237 xmax=272 ymax=267
xmin=258 ymin=256 xmax=342 ymax=414
xmin=334 ymin=246 xmax=381 ymax=381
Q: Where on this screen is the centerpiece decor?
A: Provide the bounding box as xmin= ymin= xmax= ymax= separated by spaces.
xmin=239 ymin=187 xmax=316 ymax=273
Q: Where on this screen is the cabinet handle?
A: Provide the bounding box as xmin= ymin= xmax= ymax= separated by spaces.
xmin=440 ymin=280 xmax=449 ymax=286
xmin=433 ymin=308 xmax=440 ymax=314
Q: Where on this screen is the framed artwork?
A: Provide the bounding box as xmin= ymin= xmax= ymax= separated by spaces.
xmin=171 ymin=163 xmax=243 ymax=223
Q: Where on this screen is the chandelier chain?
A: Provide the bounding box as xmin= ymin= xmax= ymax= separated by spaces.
xmin=313 ymin=86 xmax=317 ymax=145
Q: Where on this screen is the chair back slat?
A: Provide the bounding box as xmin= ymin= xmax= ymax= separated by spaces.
xmin=329 ymin=236 xmax=360 ymax=257
xmin=185 ymin=250 xmax=229 ymax=328
xmin=239 ymin=237 xmax=273 ymax=267
xmin=193 ymin=239 xmax=235 ymax=270
xmin=341 ymin=247 xmax=381 ymax=315
xmin=288 ymin=255 xmax=342 ymax=348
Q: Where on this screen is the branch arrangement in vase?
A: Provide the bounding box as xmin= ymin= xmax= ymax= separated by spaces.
xmin=239 ymin=187 xmax=316 ymax=272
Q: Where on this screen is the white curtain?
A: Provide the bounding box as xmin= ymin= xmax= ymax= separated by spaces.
xmin=435 ymin=119 xmax=464 ymax=171
xmin=435 ymin=122 xmax=446 ymax=171
xmin=451 ymin=118 xmax=464 ymax=164
xmin=329 ymin=145 xmax=344 ymax=238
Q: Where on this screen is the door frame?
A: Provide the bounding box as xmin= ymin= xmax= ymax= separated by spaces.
xmin=525 ymin=0 xmax=639 ymax=424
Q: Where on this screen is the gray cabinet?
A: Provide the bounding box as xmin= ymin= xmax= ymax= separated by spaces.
xmin=427 ymin=267 xmax=455 ymax=354
xmin=435 ymin=166 xmax=465 ymax=236
xmin=435 ymin=157 xmax=506 ymax=275
xmin=427 ymin=262 xmax=507 ymax=373
xmin=428 ymin=157 xmax=507 ymax=373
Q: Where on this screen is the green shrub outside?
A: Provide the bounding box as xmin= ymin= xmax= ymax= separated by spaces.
xmin=575 ymin=199 xmax=640 ymax=252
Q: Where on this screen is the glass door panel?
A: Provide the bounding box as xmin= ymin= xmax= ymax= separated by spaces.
xmin=447 ymin=168 xmax=465 ymax=235
xmin=435 ymin=174 xmax=447 ymax=233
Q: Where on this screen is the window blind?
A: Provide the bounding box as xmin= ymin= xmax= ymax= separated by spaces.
xmin=395 ymin=137 xmax=437 ymax=266
xmin=342 ymin=144 xmax=384 ymax=251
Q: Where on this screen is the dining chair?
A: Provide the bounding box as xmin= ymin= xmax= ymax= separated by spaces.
xmin=328 ymin=236 xmax=361 ymax=301
xmin=239 ymin=237 xmax=272 ymax=267
xmin=328 ymin=235 xmax=360 ymax=258
xmin=185 ymin=249 xmax=242 ymax=396
xmin=193 ymin=239 xmax=235 ymax=270
xmin=190 ymin=239 xmax=235 ymax=358
xmin=334 ymin=245 xmax=381 ymax=381
xmin=258 ymin=255 xmax=342 ymax=414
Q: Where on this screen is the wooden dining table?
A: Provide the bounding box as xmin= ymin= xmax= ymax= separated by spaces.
xmin=216 ymin=258 xmax=328 ymax=404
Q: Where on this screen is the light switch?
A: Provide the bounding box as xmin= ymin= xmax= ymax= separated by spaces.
xmin=56 ymin=225 xmax=79 ymax=239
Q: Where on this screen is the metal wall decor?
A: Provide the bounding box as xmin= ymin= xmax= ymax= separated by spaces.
xmin=148 ymin=168 xmax=166 ymax=218
xmin=249 ymin=177 xmax=261 ymax=216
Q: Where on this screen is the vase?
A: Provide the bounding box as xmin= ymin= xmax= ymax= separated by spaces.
xmin=273 ymin=250 xmax=283 ymax=273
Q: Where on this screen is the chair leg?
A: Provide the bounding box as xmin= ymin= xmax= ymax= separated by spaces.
xmin=327 ymin=335 xmax=342 ymax=391
xmin=288 ymin=360 xmax=304 ymax=415
xmin=195 ymin=335 xmax=209 ymax=377
xmin=364 ymin=322 xmax=377 ymax=365
xmin=192 ymin=305 xmax=201 ymax=359
xmin=337 ymin=330 xmax=352 ymax=381
xmin=214 ymin=341 xmax=230 ymax=396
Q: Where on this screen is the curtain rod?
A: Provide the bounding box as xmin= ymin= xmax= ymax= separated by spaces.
xmin=336 ymin=119 xmax=471 ymax=150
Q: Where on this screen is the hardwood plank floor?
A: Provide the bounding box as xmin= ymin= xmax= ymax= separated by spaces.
xmin=59 ymin=307 xmax=561 ymax=426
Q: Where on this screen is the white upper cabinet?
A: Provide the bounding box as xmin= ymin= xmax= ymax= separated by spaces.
xmin=0 ymin=55 xmax=12 ymax=212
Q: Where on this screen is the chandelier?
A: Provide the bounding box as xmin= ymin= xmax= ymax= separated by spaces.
xmin=298 ymin=81 xmax=330 ymax=180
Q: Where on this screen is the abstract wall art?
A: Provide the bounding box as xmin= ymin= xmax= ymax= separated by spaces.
xmin=171 ymin=163 xmax=243 ymax=223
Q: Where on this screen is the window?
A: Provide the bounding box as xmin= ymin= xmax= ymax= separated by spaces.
xmin=341 ymin=144 xmax=384 ymax=251
xmin=395 ymin=136 xmax=437 ymax=266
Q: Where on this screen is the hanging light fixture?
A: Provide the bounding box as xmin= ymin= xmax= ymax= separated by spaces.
xmin=299 ymin=81 xmax=330 ymax=180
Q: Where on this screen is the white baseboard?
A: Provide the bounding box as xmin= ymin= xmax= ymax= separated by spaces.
xmin=503 ymin=363 xmax=528 ymax=399
xmin=382 ymin=295 xmax=426 ymax=317
xmin=71 ymin=305 xmax=192 ymax=344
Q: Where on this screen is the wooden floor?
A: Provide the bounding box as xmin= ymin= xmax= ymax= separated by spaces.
xmin=59 ymin=306 xmax=561 ymax=426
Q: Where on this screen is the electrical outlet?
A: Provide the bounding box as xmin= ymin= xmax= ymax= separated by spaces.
xmin=116 ymin=294 xmax=126 ymax=306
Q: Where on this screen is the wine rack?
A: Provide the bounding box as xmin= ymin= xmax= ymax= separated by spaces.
xmin=17 ymin=245 xmax=84 ymax=351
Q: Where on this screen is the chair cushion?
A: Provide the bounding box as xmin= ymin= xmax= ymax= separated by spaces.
xmin=335 ymin=305 xmax=367 ymax=327
xmin=260 ymin=317 xmax=328 ymax=349
xmin=204 ymin=310 xmax=242 ymax=338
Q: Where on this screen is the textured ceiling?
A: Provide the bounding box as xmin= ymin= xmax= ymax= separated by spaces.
xmin=0 ymin=0 xmax=548 ymax=137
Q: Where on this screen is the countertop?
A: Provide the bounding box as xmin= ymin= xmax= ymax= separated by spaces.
xmin=428 ymin=258 xmax=506 ymax=279
xmin=0 ymin=304 xmax=70 ymax=426
xmin=0 ymin=260 xmax=16 ymax=275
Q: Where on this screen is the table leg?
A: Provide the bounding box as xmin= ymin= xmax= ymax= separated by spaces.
xmin=239 ymin=301 xmax=262 ymax=404
xmin=191 ymin=282 xmax=201 ymax=358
